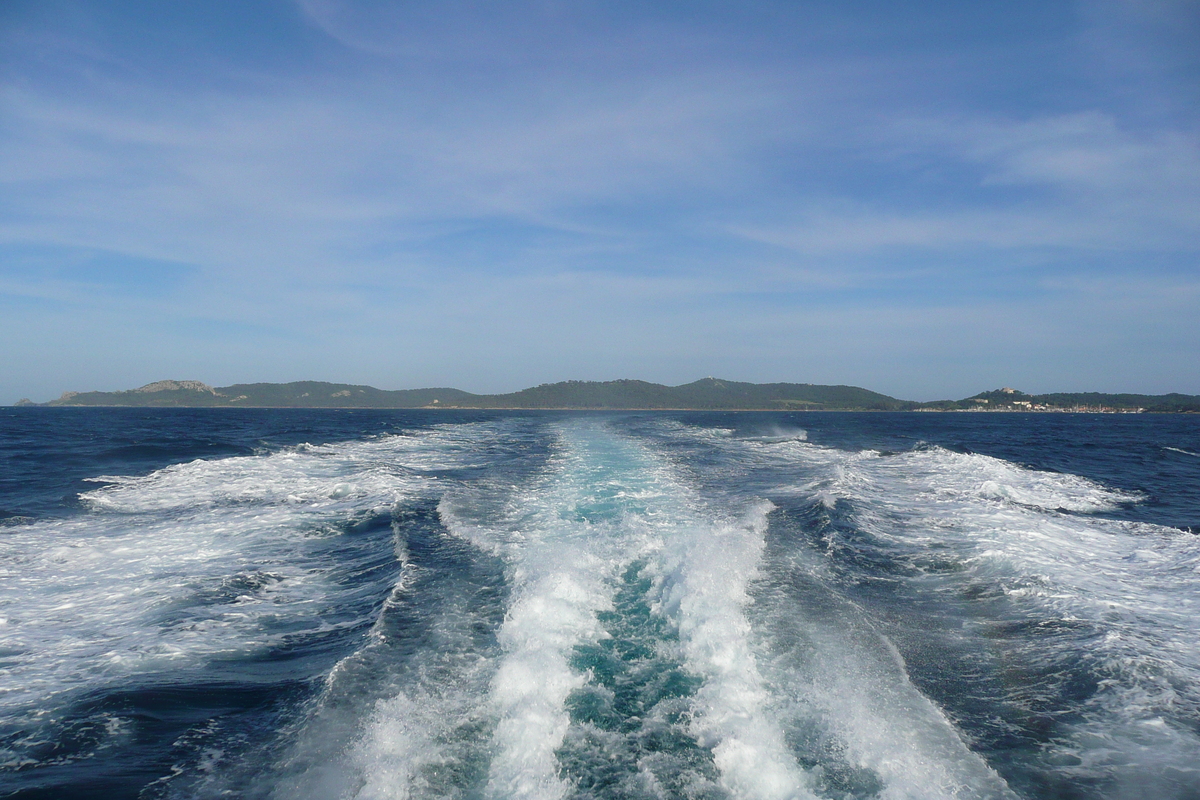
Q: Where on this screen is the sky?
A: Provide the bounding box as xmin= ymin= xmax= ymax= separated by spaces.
xmin=2 ymin=0 xmax=1198 ymax=403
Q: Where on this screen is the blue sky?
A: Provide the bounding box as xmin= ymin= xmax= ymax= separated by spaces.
xmin=2 ymin=0 xmax=1198 ymax=402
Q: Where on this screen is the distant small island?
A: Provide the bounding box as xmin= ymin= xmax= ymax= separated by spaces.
xmin=13 ymin=379 xmax=1200 ymax=412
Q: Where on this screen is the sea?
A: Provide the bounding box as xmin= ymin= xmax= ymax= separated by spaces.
xmin=1 ymin=408 xmax=1198 ymax=800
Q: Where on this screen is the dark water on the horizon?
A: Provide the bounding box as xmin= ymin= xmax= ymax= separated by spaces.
xmin=2 ymin=408 xmax=1198 ymax=800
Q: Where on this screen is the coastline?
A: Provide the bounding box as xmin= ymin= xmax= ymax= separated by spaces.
xmin=12 ymin=378 xmax=1200 ymax=413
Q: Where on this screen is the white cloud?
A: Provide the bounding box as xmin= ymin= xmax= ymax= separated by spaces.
xmin=1 ymin=58 xmax=782 ymax=280
xmin=733 ymin=110 xmax=1200 ymax=258
xmin=946 ymin=112 xmax=1200 ymax=200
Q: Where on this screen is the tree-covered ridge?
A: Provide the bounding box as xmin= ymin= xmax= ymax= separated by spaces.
xmin=486 ymin=378 xmax=910 ymax=410
xmin=39 ymin=381 xmax=477 ymax=408
xmin=25 ymin=379 xmax=1200 ymax=412
xmin=35 ymin=378 xmax=909 ymax=410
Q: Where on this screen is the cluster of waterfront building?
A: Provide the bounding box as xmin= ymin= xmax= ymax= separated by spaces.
xmin=914 ymin=389 xmax=1146 ymax=413
xmin=929 ymin=387 xmax=1144 ymax=413
xmin=953 ymin=400 xmax=1145 ymax=413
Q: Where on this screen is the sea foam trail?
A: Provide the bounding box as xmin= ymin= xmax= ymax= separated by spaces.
xmin=654 ymin=500 xmax=818 ymax=800
xmin=439 ymin=422 xmax=655 ymax=800
xmin=643 ymin=424 xmax=1015 ymax=800
xmin=566 ymin=432 xmax=821 ymax=800
xmin=718 ymin=433 xmax=1200 ymax=798
xmin=433 ymin=420 xmax=817 ymax=800
xmin=270 ymin=548 xmax=505 ymax=800
xmin=0 ymin=423 xmax=499 ymax=774
xmin=255 ymin=421 xmax=544 ymax=800
xmin=751 ymin=545 xmax=1019 ymax=800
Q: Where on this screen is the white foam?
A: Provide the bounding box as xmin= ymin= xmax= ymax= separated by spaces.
xmin=745 ymin=426 xmax=809 ymax=443
xmin=265 ymin=554 xmax=504 ymax=800
xmin=554 ymin=421 xmax=820 ymax=797
xmin=653 ymin=500 xmax=819 ymax=800
xmin=435 ymin=420 xmax=819 ymax=800
xmin=0 ymin=424 xmax=498 ymax=720
xmin=333 ymin=422 xmax=654 ymax=800
xmin=801 ymin=642 xmax=1017 ymax=800
xmin=753 ymin=441 xmax=1141 ymax=514
xmin=351 ymin=690 xmax=465 ymax=800
xmin=753 ymin=554 xmax=1019 ymax=800
xmin=343 ymin=637 xmax=499 ymax=800
xmin=469 ymin=425 xmax=661 ymax=800
xmin=700 ymin=430 xmax=1200 ymax=793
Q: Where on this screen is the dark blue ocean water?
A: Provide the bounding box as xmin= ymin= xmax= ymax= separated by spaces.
xmin=2 ymin=408 xmax=1198 ymax=800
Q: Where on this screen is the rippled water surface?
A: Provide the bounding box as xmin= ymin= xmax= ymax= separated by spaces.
xmin=2 ymin=408 xmax=1198 ymax=799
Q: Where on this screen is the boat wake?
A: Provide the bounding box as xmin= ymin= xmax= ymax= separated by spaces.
xmin=2 ymin=413 xmax=1197 ymax=799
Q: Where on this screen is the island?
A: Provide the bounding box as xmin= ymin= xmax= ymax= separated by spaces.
xmin=12 ymin=379 xmax=1200 ymax=412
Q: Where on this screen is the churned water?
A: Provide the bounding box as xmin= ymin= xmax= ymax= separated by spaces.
xmin=1 ymin=408 xmax=1198 ymax=799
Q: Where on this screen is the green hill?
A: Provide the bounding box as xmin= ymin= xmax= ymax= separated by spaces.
xmin=29 ymin=379 xmax=1200 ymax=412
xmin=214 ymin=382 xmax=478 ymax=408
xmin=37 ymin=377 xmax=909 ymax=410
xmin=463 ymin=378 xmax=910 ymax=410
